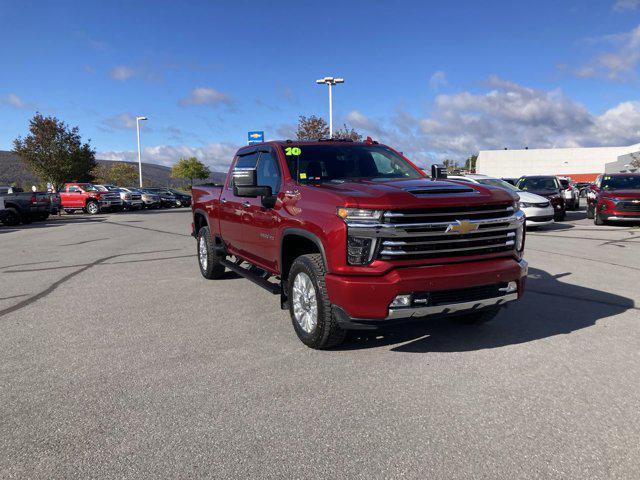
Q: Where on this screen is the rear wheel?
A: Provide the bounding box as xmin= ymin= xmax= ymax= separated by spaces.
xmin=287 ymin=254 xmax=346 ymax=349
xmin=197 ymin=226 xmax=226 ymax=279
xmin=587 ymin=204 xmax=595 ymax=219
xmin=2 ymin=207 xmax=20 ymax=226
xmin=453 ymin=306 xmax=502 ymax=325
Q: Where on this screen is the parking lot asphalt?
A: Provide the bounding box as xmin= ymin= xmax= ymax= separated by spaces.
xmin=1 ymin=207 xmax=639 ymax=479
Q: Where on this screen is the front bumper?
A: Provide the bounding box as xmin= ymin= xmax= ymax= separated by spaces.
xmin=325 ymin=257 xmax=528 ymax=325
xmin=523 ymin=206 xmax=554 ymax=225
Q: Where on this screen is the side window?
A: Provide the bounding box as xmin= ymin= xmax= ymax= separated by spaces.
xmin=229 ymin=152 xmax=259 ymax=190
xmin=256 ymin=150 xmax=282 ymax=194
xmin=68 ymin=186 xmax=80 ymax=193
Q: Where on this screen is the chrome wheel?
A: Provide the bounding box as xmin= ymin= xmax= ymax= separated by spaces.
xmin=198 ymin=235 xmax=208 ymax=270
xmin=292 ymin=272 xmax=318 ymax=333
xmin=86 ymin=202 xmax=99 ymax=215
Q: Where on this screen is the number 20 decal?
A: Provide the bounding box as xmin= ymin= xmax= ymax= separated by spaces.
xmin=285 ymin=147 xmax=302 ymax=156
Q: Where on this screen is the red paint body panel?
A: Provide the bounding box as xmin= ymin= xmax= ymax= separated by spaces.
xmin=192 ymin=140 xmax=527 ymax=319
xmin=326 ymin=258 xmax=527 ymax=319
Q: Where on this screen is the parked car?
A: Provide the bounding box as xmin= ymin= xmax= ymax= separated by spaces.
xmin=115 ymin=187 xmax=144 ymax=210
xmin=0 ymin=186 xmax=52 ymax=225
xmin=167 ymin=188 xmax=192 ymax=207
xmin=575 ymin=182 xmax=592 ymax=197
xmin=144 ymin=188 xmax=178 ymax=208
xmin=133 ymin=188 xmax=161 ymax=208
xmin=448 ymin=174 xmax=554 ymax=227
xmin=586 ymin=173 xmax=640 ymax=225
xmin=558 ymin=177 xmax=580 ymax=210
xmin=191 ymin=140 xmax=527 ymax=349
xmin=516 ymin=176 xmax=566 ymax=221
xmin=59 ymin=183 xmax=122 ymax=214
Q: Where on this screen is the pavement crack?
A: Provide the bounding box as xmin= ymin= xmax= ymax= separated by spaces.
xmin=104 ymin=220 xmax=191 ymax=237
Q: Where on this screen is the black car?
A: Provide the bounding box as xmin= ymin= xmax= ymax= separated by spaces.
xmin=516 ymin=175 xmax=566 ymax=221
xmin=144 ymin=188 xmax=178 ymax=208
xmin=167 ymin=189 xmax=192 ymax=207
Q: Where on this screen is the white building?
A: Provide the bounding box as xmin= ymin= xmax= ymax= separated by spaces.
xmin=476 ymin=143 xmax=640 ymax=182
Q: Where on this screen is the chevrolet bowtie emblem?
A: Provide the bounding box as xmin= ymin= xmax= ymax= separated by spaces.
xmin=445 ymin=220 xmax=479 ymax=235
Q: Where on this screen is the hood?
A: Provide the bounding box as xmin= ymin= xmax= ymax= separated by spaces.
xmin=601 ymin=189 xmax=640 ymax=199
xmin=517 ymin=191 xmax=552 ymax=203
xmin=312 ymin=178 xmax=516 ymax=209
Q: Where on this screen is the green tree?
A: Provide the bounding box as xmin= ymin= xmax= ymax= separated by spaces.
xmin=92 ymin=162 xmax=139 ymax=186
xmin=171 ymin=157 xmax=210 ymax=188
xmin=464 ymin=154 xmax=478 ymax=172
xmin=13 ymin=113 xmax=96 ymax=188
xmin=296 ymin=115 xmax=330 ymax=140
xmin=334 ymin=124 xmax=362 ymax=141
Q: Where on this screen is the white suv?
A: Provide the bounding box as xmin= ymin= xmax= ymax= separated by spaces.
xmin=558 ymin=177 xmax=580 ymax=210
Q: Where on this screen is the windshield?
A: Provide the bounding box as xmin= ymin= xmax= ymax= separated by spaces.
xmin=476 ymin=178 xmax=520 ymax=192
xmin=83 ymin=184 xmax=99 ymax=191
xmin=517 ymin=177 xmax=558 ymax=191
xmin=601 ymin=175 xmax=640 ymax=190
xmin=282 ymin=144 xmax=422 ymax=184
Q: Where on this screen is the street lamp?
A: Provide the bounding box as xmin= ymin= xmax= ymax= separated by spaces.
xmin=136 ymin=116 xmax=147 ymax=188
xmin=315 ymin=76 xmax=344 ymax=138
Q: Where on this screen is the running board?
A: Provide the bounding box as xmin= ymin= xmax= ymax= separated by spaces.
xmin=220 ymin=259 xmax=281 ymax=295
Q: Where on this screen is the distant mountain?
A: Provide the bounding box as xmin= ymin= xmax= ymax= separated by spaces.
xmin=0 ymin=150 xmax=226 ymax=188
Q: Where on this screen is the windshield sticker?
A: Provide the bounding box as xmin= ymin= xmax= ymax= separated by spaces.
xmin=299 ymin=173 xmax=307 ymax=179
xmin=285 ymin=147 xmax=302 ymax=156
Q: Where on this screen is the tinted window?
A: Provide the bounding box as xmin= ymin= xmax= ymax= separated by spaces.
xmin=517 ymin=177 xmax=559 ymax=191
xmin=601 ymin=175 xmax=640 ymax=190
xmin=68 ymin=186 xmax=81 ymax=193
xmin=282 ymin=144 xmax=421 ymax=184
xmin=256 ymin=150 xmax=281 ymax=194
xmin=559 ymin=179 xmax=570 ymax=188
xmin=476 ymin=178 xmax=519 ymax=192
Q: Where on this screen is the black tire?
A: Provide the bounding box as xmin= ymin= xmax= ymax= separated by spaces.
xmin=64 ymin=209 xmax=75 ymax=214
xmin=554 ymin=210 xmax=566 ymax=222
xmin=287 ymin=254 xmax=346 ymax=349
xmin=586 ymin=205 xmax=594 ymax=219
xmin=20 ymin=213 xmax=32 ymax=225
xmin=453 ymin=306 xmax=502 ymax=325
xmin=86 ymin=200 xmax=99 ymax=215
xmin=595 ymin=212 xmax=606 ymax=225
xmin=197 ymin=226 xmax=226 ymax=279
xmin=2 ymin=207 xmax=20 ymax=226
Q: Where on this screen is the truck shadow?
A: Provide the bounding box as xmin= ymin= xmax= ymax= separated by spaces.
xmin=339 ymin=267 xmax=636 ymax=352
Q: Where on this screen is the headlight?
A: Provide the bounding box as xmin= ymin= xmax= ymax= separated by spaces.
xmin=607 ymin=197 xmax=620 ymax=203
xmin=515 ymin=219 xmax=525 ymax=252
xmin=337 ymin=207 xmax=383 ymax=223
xmin=520 ymin=202 xmax=532 ymax=208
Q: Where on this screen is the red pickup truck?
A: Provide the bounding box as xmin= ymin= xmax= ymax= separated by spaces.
xmin=191 ymin=140 xmax=528 ymax=349
xmin=586 ymin=173 xmax=640 ymax=225
xmin=59 ymin=183 xmax=123 ymax=215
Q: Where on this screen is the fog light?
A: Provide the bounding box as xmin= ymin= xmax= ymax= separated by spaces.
xmin=499 ymin=281 xmax=518 ymax=293
xmin=390 ymin=295 xmax=412 ymax=308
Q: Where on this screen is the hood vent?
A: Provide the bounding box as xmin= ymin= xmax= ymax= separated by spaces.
xmin=405 ymin=185 xmax=475 ymax=196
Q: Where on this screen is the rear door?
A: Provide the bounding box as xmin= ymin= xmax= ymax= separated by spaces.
xmin=241 ymin=148 xmax=283 ymax=272
xmin=218 ymin=150 xmax=258 ymax=256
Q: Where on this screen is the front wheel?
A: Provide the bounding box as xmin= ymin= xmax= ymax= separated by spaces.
xmin=197 ymin=226 xmax=226 ymax=279
xmin=86 ymin=200 xmax=99 ymax=215
xmin=287 ymin=254 xmax=346 ymax=349
xmin=587 ymin=205 xmax=595 ymax=219
xmin=2 ymin=207 xmax=20 ymax=226
xmin=595 ymin=212 xmax=606 ymax=225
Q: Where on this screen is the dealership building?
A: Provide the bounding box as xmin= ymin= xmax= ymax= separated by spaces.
xmin=476 ymin=143 xmax=640 ymax=182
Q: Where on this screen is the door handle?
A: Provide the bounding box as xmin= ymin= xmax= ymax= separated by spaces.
xmin=242 ymin=201 xmax=251 ymax=208
xmin=220 ymin=197 xmax=227 ymax=204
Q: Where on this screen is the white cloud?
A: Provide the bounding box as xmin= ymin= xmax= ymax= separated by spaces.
xmin=613 ymin=0 xmax=640 ymax=11
xmin=97 ymin=142 xmax=239 ymax=172
xmin=0 ymin=93 xmax=29 ymax=109
xmin=345 ymin=110 xmax=384 ymax=136
xmin=103 ymin=112 xmax=139 ymax=130
xmin=179 ymin=87 xmax=233 ymax=107
xmin=340 ymin=77 xmax=640 ymax=167
xmin=110 ymin=65 xmax=135 ymax=81
xmin=576 ymin=25 xmax=640 ymax=80
xmin=429 ymin=70 xmax=448 ymax=90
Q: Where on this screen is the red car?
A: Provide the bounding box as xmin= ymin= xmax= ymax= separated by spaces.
xmin=191 ymin=140 xmax=528 ymax=349
xmin=59 ymin=183 xmax=123 ymax=215
xmin=587 ymin=173 xmax=640 ymax=225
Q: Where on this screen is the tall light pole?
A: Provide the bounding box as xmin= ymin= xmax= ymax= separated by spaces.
xmin=315 ymin=77 xmax=344 ymax=138
xmin=136 ymin=116 xmax=147 ymax=188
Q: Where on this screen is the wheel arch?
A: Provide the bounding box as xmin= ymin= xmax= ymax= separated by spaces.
xmin=280 ymin=228 xmax=328 ymax=282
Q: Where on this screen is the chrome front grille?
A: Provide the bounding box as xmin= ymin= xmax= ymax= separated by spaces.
xmin=617 ymin=201 xmax=640 ymax=212
xmin=347 ymin=203 xmax=525 ymax=261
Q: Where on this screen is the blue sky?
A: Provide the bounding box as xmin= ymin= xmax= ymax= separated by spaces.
xmin=2 ymin=0 xmax=640 ymax=171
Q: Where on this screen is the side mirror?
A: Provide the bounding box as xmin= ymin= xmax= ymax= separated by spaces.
xmin=431 ymin=164 xmax=447 ymax=179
